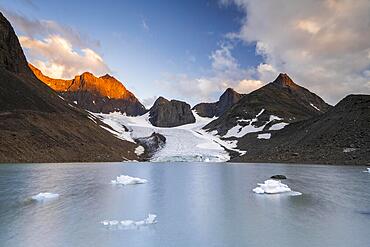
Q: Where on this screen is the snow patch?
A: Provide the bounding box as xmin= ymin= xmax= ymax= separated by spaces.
xmin=343 ymin=148 xmax=356 ymax=153
xmin=135 ymin=145 xmax=145 ymax=156
xmin=31 ymin=192 xmax=59 ymax=201
xmin=111 ymin=175 xmax=147 ymax=185
xmin=269 ymin=122 xmax=289 ymax=131
xmin=310 ymin=103 xmax=321 ymax=111
xmin=257 ymin=133 xmax=271 ymax=139
xmin=101 ymin=214 xmax=157 ymax=229
xmin=253 ymin=180 xmax=301 ymax=195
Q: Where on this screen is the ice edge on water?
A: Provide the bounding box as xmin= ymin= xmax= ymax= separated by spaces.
xmin=101 ymin=214 xmax=157 ymax=229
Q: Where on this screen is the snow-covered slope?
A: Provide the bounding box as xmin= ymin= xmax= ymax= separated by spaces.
xmin=93 ymin=111 xmax=242 ymax=162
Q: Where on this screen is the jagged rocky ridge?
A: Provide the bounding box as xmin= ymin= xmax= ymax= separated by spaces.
xmin=193 ymin=88 xmax=243 ymax=117
xmin=0 ymin=12 xmax=138 ymax=163
xmin=29 ymin=64 xmax=146 ymax=116
xmin=231 ymin=95 xmax=370 ymax=165
xmin=149 ymin=97 xmax=195 ymax=127
xmin=204 ymin=73 xmax=331 ymax=136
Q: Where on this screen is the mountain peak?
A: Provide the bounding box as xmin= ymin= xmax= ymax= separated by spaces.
xmin=0 ymin=13 xmax=32 ymax=75
xmin=153 ymin=96 xmax=169 ymax=106
xmin=272 ymin=73 xmax=297 ymax=88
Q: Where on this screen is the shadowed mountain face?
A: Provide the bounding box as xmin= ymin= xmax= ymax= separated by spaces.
xmin=0 ymin=12 xmax=138 ymax=163
xmin=29 ymin=64 xmax=146 ymax=116
xmin=149 ymin=97 xmax=195 ymax=127
xmin=204 ymin=73 xmax=332 ymax=135
xmin=232 ymin=95 xmax=370 ymax=165
xmin=193 ymin=88 xmax=243 ymax=118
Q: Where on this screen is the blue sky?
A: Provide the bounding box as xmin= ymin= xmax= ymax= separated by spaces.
xmin=1 ymin=0 xmax=369 ymax=106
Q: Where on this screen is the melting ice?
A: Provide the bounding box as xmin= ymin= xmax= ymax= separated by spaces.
xmin=101 ymin=214 xmax=157 ymax=229
xmin=111 ymin=175 xmax=148 ymax=185
xmin=31 ymin=192 xmax=59 ymax=201
xmin=252 ymin=180 xmax=301 ymax=195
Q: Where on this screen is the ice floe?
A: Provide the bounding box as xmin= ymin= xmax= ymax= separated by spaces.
xmin=31 ymin=192 xmax=59 ymax=201
xmin=252 ymin=180 xmax=301 ymax=195
xmin=111 ymin=175 xmax=148 ymax=185
xmin=101 ymin=214 xmax=157 ymax=229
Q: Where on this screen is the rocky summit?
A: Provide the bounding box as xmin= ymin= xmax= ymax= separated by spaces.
xmin=149 ymin=97 xmax=195 ymax=127
xmin=0 ymin=13 xmax=138 ymax=163
xmin=193 ymin=88 xmax=243 ymax=118
xmin=204 ymin=73 xmax=331 ymax=135
xmin=29 ymin=64 xmax=146 ymax=116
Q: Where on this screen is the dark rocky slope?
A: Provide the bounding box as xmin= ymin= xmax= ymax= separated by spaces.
xmin=231 ymin=95 xmax=370 ymax=165
xmin=0 ymin=12 xmax=138 ymax=163
xmin=29 ymin=64 xmax=146 ymax=116
xmin=149 ymin=97 xmax=195 ymax=127
xmin=135 ymin=132 xmax=166 ymax=160
xmin=193 ymin=88 xmax=243 ymax=117
xmin=204 ymin=73 xmax=331 ymax=135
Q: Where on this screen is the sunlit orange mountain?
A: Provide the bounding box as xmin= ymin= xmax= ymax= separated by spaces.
xmin=29 ymin=64 xmax=146 ymax=116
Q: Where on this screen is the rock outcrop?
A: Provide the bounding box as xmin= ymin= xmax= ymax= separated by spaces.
xmin=135 ymin=132 xmax=166 ymax=159
xmin=0 ymin=12 xmax=138 ymax=163
xmin=193 ymin=88 xmax=243 ymax=117
xmin=29 ymin=64 xmax=146 ymax=116
xmin=149 ymin=97 xmax=195 ymax=127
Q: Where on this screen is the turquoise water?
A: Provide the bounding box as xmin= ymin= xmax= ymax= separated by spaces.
xmin=0 ymin=162 xmax=369 ymax=247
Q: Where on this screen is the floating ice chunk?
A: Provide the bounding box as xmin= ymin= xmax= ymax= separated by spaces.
xmin=101 ymin=214 xmax=157 ymax=229
xmin=31 ymin=192 xmax=59 ymax=201
xmin=257 ymin=133 xmax=271 ymax=139
xmin=252 ymin=187 xmax=265 ymax=194
xmin=253 ymin=180 xmax=293 ymax=194
xmin=111 ymin=175 xmax=147 ymax=185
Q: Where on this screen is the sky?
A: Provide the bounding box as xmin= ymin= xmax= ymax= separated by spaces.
xmin=1 ymin=0 xmax=369 ymax=107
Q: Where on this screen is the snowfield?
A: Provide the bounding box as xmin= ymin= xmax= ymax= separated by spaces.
xmin=93 ymin=111 xmax=238 ymax=162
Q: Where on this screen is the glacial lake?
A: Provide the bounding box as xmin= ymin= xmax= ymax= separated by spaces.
xmin=0 ymin=162 xmax=369 ymax=247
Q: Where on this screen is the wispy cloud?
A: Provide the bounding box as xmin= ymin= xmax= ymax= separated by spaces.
xmin=158 ymin=42 xmax=264 ymax=104
xmin=2 ymin=8 xmax=100 ymax=48
xmin=20 ymin=35 xmax=110 ymax=79
xmin=141 ymin=18 xmax=149 ymax=31
xmin=1 ymin=9 xmax=110 ymax=79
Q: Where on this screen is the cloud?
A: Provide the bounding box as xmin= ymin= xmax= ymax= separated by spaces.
xmin=20 ymin=35 xmax=110 ymax=79
xmin=141 ymin=96 xmax=158 ymax=108
xmin=223 ymin=0 xmax=370 ymax=104
xmin=2 ymin=9 xmax=100 ymax=48
xmin=1 ymin=9 xmax=110 ymax=79
xmin=141 ymin=18 xmax=149 ymax=31
xmin=159 ymin=43 xmax=262 ymax=104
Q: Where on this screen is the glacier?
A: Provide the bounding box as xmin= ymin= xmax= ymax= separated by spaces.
xmin=94 ymin=111 xmax=237 ymax=162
